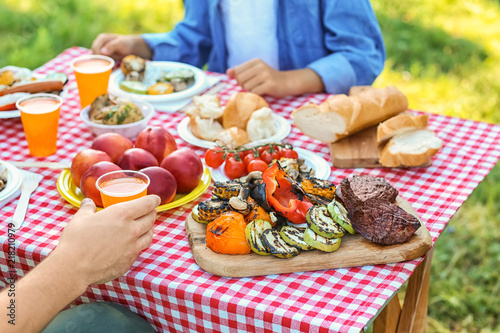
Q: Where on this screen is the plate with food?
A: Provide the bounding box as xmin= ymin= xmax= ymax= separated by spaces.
xmin=0 ymin=160 xmax=23 ymax=209
xmin=178 ymin=92 xmax=292 ymax=149
xmin=0 ymin=66 xmax=68 ymax=118
xmin=205 ymin=146 xmax=331 ymax=182
xmin=57 ymin=165 xmax=211 ymax=212
xmin=108 ymin=56 xmax=207 ymax=103
xmin=80 ymin=93 xmax=155 ymax=139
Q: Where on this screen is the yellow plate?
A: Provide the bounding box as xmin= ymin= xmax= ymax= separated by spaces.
xmin=57 ymin=166 xmax=211 ymax=212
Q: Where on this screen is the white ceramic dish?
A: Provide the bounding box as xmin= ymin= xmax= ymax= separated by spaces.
xmin=177 ymin=114 xmax=292 ymax=149
xmin=80 ymin=99 xmax=155 ymax=140
xmin=208 ymin=147 xmax=331 ymax=182
xmin=108 ymin=61 xmax=207 ymax=103
xmin=0 ymin=160 xmax=23 ymax=209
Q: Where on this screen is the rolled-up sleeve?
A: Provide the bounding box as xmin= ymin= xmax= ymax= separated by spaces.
xmin=307 ymin=0 xmax=386 ymax=94
xmin=141 ymin=0 xmax=212 ymax=68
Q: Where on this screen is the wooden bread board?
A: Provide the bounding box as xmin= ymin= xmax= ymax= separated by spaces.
xmin=328 ymin=125 xmax=431 ymax=169
xmin=185 ymin=197 xmax=432 ymax=278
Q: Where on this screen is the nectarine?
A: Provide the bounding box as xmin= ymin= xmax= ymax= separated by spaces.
xmin=70 ymin=149 xmax=112 ymax=187
xmin=117 ymin=148 xmax=158 ymax=171
xmin=135 ymin=126 xmax=178 ymax=164
xmin=160 ymin=149 xmax=203 ymax=193
xmin=140 ymin=166 xmax=177 ymax=205
xmin=91 ymin=133 xmax=134 ymax=163
xmin=80 ymin=161 xmax=122 ymax=207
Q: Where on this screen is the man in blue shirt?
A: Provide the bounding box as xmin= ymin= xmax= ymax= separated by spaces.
xmin=92 ymin=0 xmax=385 ymax=97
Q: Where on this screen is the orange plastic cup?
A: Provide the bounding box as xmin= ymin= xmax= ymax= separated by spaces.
xmin=70 ymin=55 xmax=114 ymax=108
xmin=16 ymin=93 xmax=63 ymax=157
xmin=96 ymin=170 xmax=150 ymax=208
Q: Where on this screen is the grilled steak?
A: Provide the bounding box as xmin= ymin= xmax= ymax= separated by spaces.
xmin=337 ymin=175 xmax=398 ymax=203
xmin=341 ymin=178 xmax=420 ymax=245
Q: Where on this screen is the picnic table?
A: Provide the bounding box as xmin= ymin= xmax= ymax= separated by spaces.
xmin=1 ymin=47 xmax=500 ymax=333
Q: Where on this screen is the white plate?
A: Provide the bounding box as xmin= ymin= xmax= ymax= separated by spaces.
xmin=0 ymin=160 xmax=23 ymax=209
xmin=108 ymin=61 xmax=207 ymax=103
xmin=0 ymin=110 xmax=21 ymax=119
xmin=177 ymin=114 xmax=292 ymax=149
xmin=208 ymin=147 xmax=331 ymax=182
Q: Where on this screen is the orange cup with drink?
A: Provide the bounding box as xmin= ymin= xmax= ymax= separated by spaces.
xmin=96 ymin=170 xmax=150 ymax=208
xmin=16 ymin=93 xmax=63 ymax=157
xmin=70 ymin=55 xmax=114 ymax=108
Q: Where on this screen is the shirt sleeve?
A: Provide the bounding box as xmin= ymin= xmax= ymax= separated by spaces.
xmin=141 ymin=0 xmax=212 ymax=68
xmin=307 ymin=0 xmax=386 ymax=94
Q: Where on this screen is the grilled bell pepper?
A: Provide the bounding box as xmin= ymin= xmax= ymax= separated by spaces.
xmin=262 ymin=163 xmax=313 ymax=224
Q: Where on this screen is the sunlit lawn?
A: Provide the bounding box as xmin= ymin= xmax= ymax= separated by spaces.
xmin=1 ymin=0 xmax=499 ymax=331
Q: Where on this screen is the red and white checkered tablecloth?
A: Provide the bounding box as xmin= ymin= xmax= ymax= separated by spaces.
xmin=1 ymin=47 xmax=500 ymax=332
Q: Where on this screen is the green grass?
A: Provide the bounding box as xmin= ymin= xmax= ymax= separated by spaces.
xmin=2 ymin=0 xmax=499 ymax=331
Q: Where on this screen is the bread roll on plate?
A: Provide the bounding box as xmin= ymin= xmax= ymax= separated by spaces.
xmin=246 ymin=107 xmax=276 ymax=142
xmin=190 ymin=116 xmax=224 ymax=141
xmin=292 ymin=86 xmax=408 ymax=143
xmin=223 ymin=92 xmax=268 ymax=129
xmin=379 ymin=129 xmax=442 ymax=167
xmin=216 ymin=126 xmax=249 ymax=148
xmin=377 ymin=113 xmax=429 ymax=143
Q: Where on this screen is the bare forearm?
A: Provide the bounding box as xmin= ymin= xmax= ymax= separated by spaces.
xmin=0 ymin=251 xmax=88 ymax=332
xmin=284 ymin=68 xmax=325 ymax=96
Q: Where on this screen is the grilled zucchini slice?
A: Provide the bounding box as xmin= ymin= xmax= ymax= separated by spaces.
xmin=280 ymin=226 xmax=314 ymax=251
xmin=303 ymin=227 xmax=341 ymax=253
xmin=245 ymin=219 xmax=272 ymax=256
xmin=306 ymin=206 xmax=344 ymax=239
xmin=191 ymin=204 xmax=210 ymax=224
xmin=262 ymin=229 xmax=300 ymax=259
xmin=327 ymin=200 xmax=355 ymax=234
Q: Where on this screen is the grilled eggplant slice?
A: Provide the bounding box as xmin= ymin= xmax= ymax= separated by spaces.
xmin=306 ymin=206 xmax=344 ymax=239
xmin=212 ymin=181 xmax=243 ymax=200
xmin=245 ymin=219 xmax=272 ymax=256
xmin=191 ymin=204 xmax=210 ymax=224
xmin=303 ymin=227 xmax=341 ymax=253
xmin=262 ymin=229 xmax=300 ymax=259
xmin=197 ymin=198 xmax=231 ymax=222
xmin=280 ymin=226 xmax=314 ymax=251
xmin=327 ymin=200 xmax=355 ymax=234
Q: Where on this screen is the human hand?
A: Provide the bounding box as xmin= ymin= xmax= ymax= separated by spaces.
xmin=91 ymin=33 xmax=153 ymax=62
xmin=52 ymin=195 xmax=160 ymax=286
xmin=226 ymin=59 xmax=325 ymax=98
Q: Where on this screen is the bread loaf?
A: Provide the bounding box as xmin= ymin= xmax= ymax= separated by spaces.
xmin=377 ymin=113 xmax=429 ymax=143
xmin=222 ymin=92 xmax=269 ymax=129
xmin=190 ymin=116 xmax=224 ymax=141
xmin=292 ymin=86 xmax=408 ymax=143
xmin=379 ymin=129 xmax=442 ymax=167
xmin=216 ymin=127 xmax=250 ymax=148
xmin=246 ymin=107 xmax=276 ymax=142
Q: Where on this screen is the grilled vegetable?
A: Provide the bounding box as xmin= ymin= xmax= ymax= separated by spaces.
xmin=197 ymin=198 xmax=231 ymax=222
xmin=206 ymin=212 xmax=251 ymax=255
xmin=327 ymin=200 xmax=355 ymax=234
xmin=228 ymin=186 xmax=255 ymax=216
xmin=245 ymin=205 xmax=271 ymax=224
xmin=280 ymin=226 xmax=314 ymax=251
xmin=191 ymin=204 xmax=210 ymax=224
xmin=306 ymin=206 xmax=344 ymax=239
xmin=248 ymin=181 xmax=272 ymax=212
xmin=303 ymin=227 xmax=341 ymax=253
xmin=272 ymin=158 xmax=299 ymax=179
xmin=245 ymin=219 xmax=272 ymax=256
xmin=262 ymin=163 xmax=313 ymax=224
xmin=300 ymin=176 xmax=336 ymax=200
xmin=119 ymin=80 xmax=148 ymax=94
xmin=261 ymin=229 xmax=300 ymax=259
xmin=213 ymin=181 xmax=243 ymax=200
xmin=148 ymin=82 xmax=173 ymax=95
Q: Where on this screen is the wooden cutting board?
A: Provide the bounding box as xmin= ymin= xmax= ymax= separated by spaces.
xmin=328 ymin=125 xmax=431 ymax=168
xmin=184 ymin=197 xmax=432 ymax=278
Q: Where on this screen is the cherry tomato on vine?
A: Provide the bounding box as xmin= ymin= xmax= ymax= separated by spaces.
xmin=280 ymin=148 xmax=299 ymax=159
xmin=270 ymin=146 xmax=281 ymax=160
xmin=258 ymin=145 xmax=271 ymax=155
xmin=260 ymin=150 xmax=273 ymax=164
xmin=247 ymin=159 xmax=268 ymax=173
xmin=243 ymin=153 xmax=259 ymax=167
xmin=224 ymin=157 xmax=246 ymax=179
xmin=205 ymin=147 xmax=224 ymax=168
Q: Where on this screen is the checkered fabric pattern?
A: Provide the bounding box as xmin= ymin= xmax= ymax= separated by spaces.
xmin=1 ymin=47 xmax=499 ymax=333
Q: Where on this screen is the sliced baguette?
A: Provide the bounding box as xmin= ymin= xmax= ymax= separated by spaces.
xmin=379 ymin=129 xmax=442 ymax=167
xmin=377 ymin=113 xmax=429 ymax=143
xmin=292 ymin=86 xmax=408 ymax=143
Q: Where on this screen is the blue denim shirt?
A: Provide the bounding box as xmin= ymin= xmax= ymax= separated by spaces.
xmin=142 ymin=0 xmax=385 ymax=95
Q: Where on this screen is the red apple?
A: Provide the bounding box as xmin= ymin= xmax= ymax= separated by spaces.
xmin=135 ymin=126 xmax=178 ymax=164
xmin=160 ymin=149 xmax=203 ymax=193
xmin=70 ymin=149 xmax=112 ymax=187
xmin=117 ymin=148 xmax=158 ymax=171
xmin=91 ymin=133 xmax=134 ymax=163
xmin=80 ymin=161 xmax=122 ymax=207
xmin=140 ymin=166 xmax=177 ymax=205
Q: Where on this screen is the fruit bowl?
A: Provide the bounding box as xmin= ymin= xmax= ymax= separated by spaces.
xmin=80 ymin=99 xmax=155 ymax=140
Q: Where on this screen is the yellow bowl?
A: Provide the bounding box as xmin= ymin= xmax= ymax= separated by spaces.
xmin=57 ymin=166 xmax=211 ymax=212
